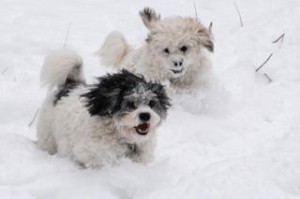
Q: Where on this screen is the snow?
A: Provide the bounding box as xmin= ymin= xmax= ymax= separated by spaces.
xmin=1 ymin=0 xmax=300 ymax=198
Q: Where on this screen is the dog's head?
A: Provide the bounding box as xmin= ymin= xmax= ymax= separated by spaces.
xmin=140 ymin=7 xmax=214 ymax=78
xmin=83 ymin=70 xmax=170 ymax=143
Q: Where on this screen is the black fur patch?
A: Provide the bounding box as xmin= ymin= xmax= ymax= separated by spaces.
xmin=142 ymin=8 xmax=155 ymax=22
xmin=139 ymin=7 xmax=161 ymax=28
xmin=53 ymin=78 xmax=82 ymax=105
xmin=148 ymin=82 xmax=171 ymax=116
xmin=82 ymin=70 xmax=170 ymax=117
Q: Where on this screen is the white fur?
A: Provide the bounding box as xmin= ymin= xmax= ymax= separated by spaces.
xmin=40 ymin=49 xmax=84 ymax=90
xmin=37 ymin=87 xmax=157 ymax=168
xmin=97 ymin=31 xmax=132 ymax=68
xmin=37 ymin=50 xmax=158 ymax=168
xmin=98 ymin=9 xmax=214 ymax=93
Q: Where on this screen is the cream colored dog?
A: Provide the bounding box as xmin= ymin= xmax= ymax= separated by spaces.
xmin=98 ymin=7 xmax=214 ymax=93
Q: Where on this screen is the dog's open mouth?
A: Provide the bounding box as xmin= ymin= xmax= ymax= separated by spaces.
xmin=171 ymin=68 xmax=184 ymax=74
xmin=134 ymin=123 xmax=150 ymax=135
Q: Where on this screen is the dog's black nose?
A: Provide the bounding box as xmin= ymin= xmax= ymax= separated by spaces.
xmin=173 ymin=60 xmax=183 ymax=67
xmin=139 ymin=112 xmax=151 ymax=121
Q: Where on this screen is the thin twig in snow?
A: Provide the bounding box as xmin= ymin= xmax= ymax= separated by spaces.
xmin=256 ymin=53 xmax=273 ymax=72
xmin=234 ymin=2 xmax=243 ymax=27
xmin=263 ymin=73 xmax=272 ymax=83
xmin=272 ymin=33 xmax=285 ymax=44
xmin=1 ymin=67 xmax=8 ymax=74
xmin=63 ymin=22 xmax=72 ymax=47
xmin=193 ymin=2 xmax=198 ymax=20
xmin=28 ymin=108 xmax=39 ymax=127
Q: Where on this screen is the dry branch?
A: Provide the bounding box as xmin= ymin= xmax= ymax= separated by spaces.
xmin=1 ymin=67 xmax=8 ymax=74
xmin=28 ymin=108 xmax=39 ymax=127
xmin=234 ymin=2 xmax=243 ymax=27
xmin=63 ymin=22 xmax=72 ymax=47
xmin=263 ymin=73 xmax=272 ymax=83
xmin=256 ymin=53 xmax=273 ymax=72
xmin=193 ymin=2 xmax=198 ymax=20
xmin=272 ymin=33 xmax=285 ymax=44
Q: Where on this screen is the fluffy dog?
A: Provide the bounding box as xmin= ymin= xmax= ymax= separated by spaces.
xmin=37 ymin=49 xmax=170 ymax=168
xmin=98 ymin=7 xmax=214 ymax=93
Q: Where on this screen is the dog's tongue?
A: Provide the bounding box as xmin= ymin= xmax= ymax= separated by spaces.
xmin=137 ymin=123 xmax=149 ymax=131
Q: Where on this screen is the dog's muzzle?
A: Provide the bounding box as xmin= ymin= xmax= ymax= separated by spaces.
xmin=134 ymin=112 xmax=151 ymax=135
xmin=169 ymin=58 xmax=185 ymax=76
xmin=171 ymin=68 xmax=184 ymax=74
xmin=134 ymin=123 xmax=150 ymax=135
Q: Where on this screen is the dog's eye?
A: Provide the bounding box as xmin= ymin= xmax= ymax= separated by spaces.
xmin=148 ymin=100 xmax=156 ymax=108
xmin=163 ymin=48 xmax=170 ymax=54
xmin=180 ymin=46 xmax=188 ymax=53
xmin=126 ymin=101 xmax=136 ymax=109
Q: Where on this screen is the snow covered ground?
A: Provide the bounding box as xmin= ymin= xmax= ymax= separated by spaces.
xmin=1 ymin=0 xmax=300 ymax=198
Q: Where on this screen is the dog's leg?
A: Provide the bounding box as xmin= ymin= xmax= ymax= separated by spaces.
xmin=72 ymin=139 xmax=127 ymax=169
xmin=37 ymin=127 xmax=57 ymax=155
xmin=131 ymin=137 xmax=156 ymax=164
xmin=36 ymin=100 xmax=57 ymax=154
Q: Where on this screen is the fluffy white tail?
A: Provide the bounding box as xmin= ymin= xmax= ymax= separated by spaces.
xmin=97 ymin=31 xmax=131 ymax=68
xmin=40 ymin=49 xmax=84 ymax=90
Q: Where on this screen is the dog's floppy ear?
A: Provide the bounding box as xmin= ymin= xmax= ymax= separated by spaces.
xmin=150 ymin=83 xmax=171 ymax=114
xmin=83 ymin=70 xmax=143 ymax=116
xmin=83 ymin=80 xmax=122 ymax=116
xmin=198 ymin=28 xmax=214 ymax=52
xmin=139 ymin=7 xmax=161 ymax=29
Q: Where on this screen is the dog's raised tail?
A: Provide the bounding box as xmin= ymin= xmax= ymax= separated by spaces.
xmin=97 ymin=31 xmax=131 ymax=68
xmin=41 ymin=49 xmax=84 ymax=90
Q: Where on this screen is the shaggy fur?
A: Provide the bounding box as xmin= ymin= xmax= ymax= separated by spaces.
xmin=37 ymin=49 xmax=170 ymax=169
xmin=98 ymin=7 xmax=214 ymax=93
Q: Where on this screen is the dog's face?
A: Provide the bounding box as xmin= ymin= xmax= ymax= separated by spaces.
xmin=140 ymin=8 xmax=214 ymax=78
xmin=83 ymin=70 xmax=170 ymax=143
xmin=113 ymin=84 xmax=165 ymax=142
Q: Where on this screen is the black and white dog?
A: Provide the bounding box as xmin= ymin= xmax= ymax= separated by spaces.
xmin=37 ymin=49 xmax=170 ymax=168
